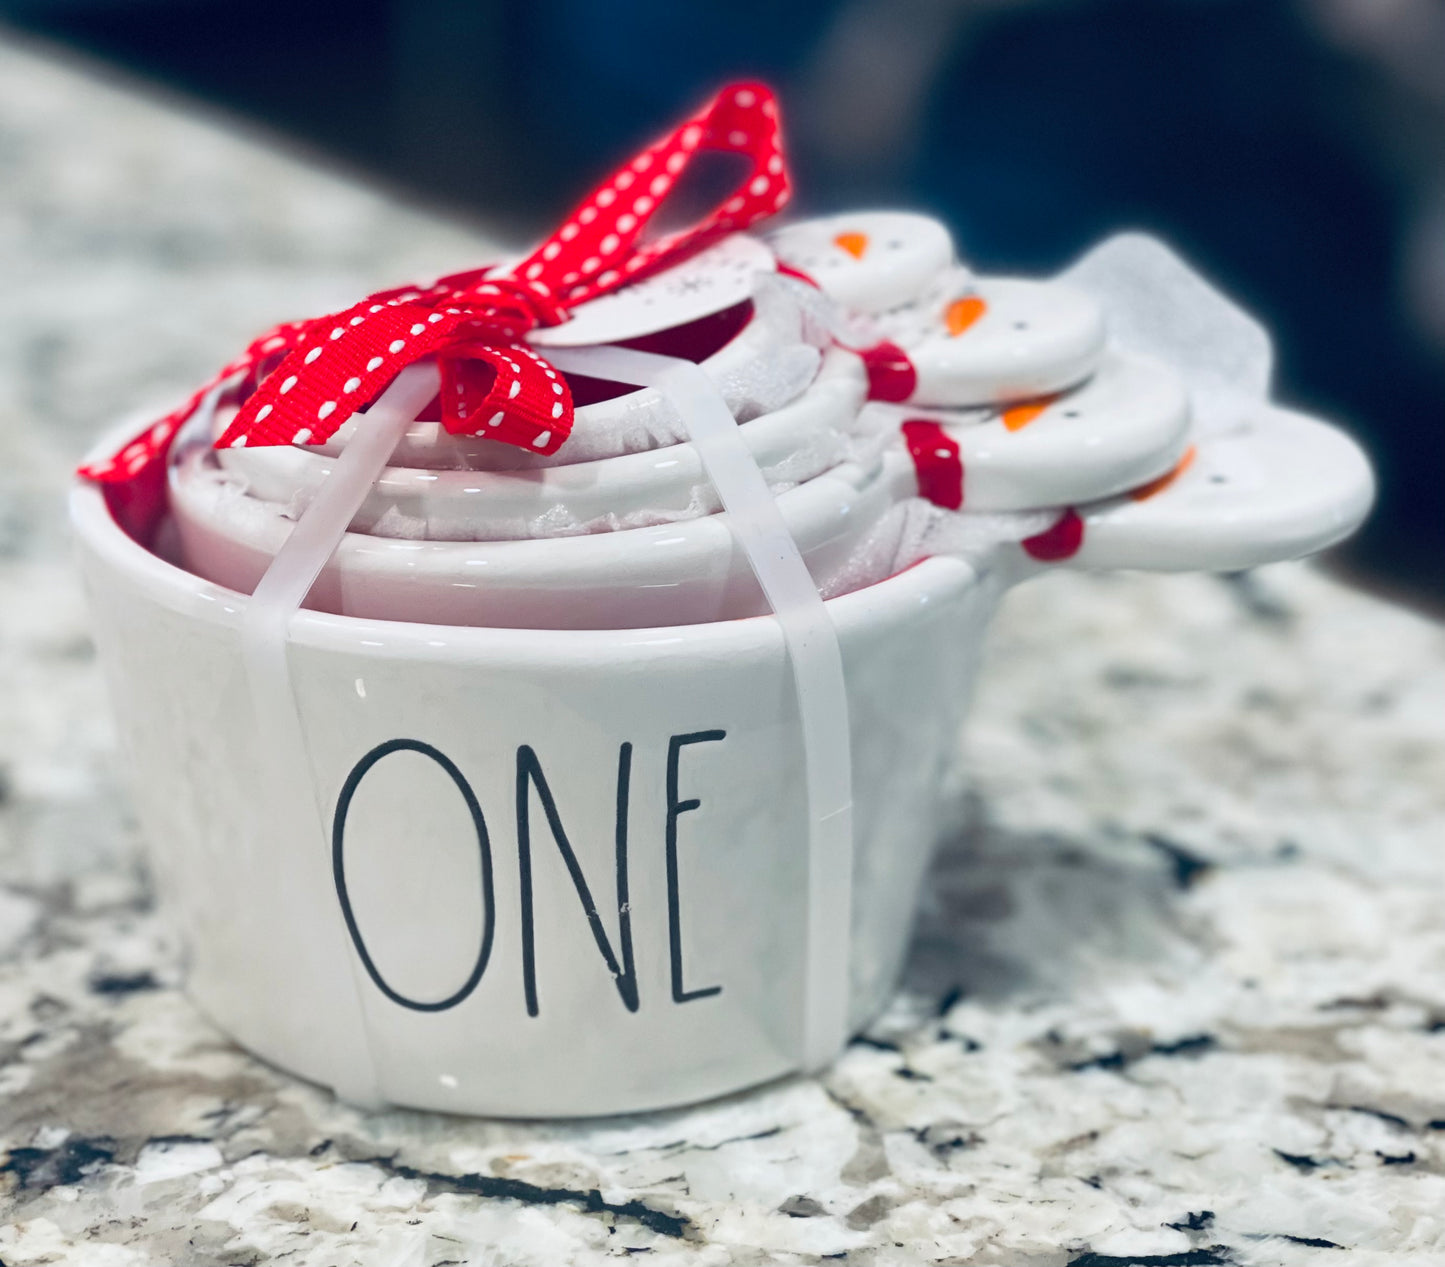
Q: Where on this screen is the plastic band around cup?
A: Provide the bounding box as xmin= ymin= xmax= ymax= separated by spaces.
xmin=546 ymin=344 xmax=855 ymax=1073
xmin=239 ymin=364 xmax=439 ymax=1108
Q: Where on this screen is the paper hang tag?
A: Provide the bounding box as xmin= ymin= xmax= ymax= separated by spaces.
xmin=528 ymin=235 xmax=776 ymax=347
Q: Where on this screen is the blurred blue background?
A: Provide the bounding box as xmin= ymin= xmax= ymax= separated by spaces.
xmin=3 ymin=0 xmax=1444 ymax=603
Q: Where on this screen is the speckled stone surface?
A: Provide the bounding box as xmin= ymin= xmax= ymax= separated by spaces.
xmin=4 ymin=34 xmax=1445 ymax=1267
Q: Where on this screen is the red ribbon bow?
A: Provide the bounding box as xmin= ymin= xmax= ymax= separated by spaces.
xmin=81 ymin=82 xmax=791 ymax=507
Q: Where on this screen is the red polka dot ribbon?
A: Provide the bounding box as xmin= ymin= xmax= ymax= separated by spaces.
xmin=79 ymin=81 xmax=791 ymax=494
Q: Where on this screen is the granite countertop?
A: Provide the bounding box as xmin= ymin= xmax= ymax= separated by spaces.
xmin=5 ymin=34 xmax=1445 ymax=1267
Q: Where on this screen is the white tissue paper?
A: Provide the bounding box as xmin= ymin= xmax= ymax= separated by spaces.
xmin=1061 ymin=232 xmax=1274 ymax=434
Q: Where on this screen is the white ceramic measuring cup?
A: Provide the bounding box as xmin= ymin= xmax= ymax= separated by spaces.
xmin=74 ymin=467 xmax=1005 ymax=1116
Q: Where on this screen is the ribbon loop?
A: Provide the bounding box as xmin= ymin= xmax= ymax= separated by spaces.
xmin=438 ymin=341 xmax=574 ymax=452
xmin=510 ymin=80 xmax=790 ymax=308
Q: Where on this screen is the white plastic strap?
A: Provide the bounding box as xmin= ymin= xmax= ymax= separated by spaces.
xmin=546 ymin=345 xmax=854 ymax=1071
xmin=240 ymin=364 xmax=439 ymax=1107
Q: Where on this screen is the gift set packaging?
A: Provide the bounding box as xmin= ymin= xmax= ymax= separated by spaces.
xmin=70 ymin=83 xmax=1373 ymax=1116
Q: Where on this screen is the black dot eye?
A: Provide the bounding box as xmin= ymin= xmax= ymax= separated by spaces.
xmin=1013 ymin=321 xmax=1030 ymax=330
xmin=1063 ymin=410 xmax=1080 ymax=418
xmin=888 ymin=239 xmax=904 ymax=250
xmin=1210 ymin=474 xmax=1227 ymax=484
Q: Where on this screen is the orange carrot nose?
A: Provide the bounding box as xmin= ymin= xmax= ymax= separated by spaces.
xmin=833 ymin=231 xmax=869 ymax=259
xmin=1001 ymin=397 xmax=1054 ymax=432
xmin=1130 ymin=445 xmax=1197 ymax=501
xmin=945 ymin=295 xmax=987 ymax=337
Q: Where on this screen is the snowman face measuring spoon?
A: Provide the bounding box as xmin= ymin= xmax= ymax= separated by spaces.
xmin=878 ymin=349 xmax=1193 ymax=512
xmin=770 ymin=213 xmax=1108 ymax=407
xmin=878 ymin=273 xmax=1107 ymax=408
xmin=1015 ymin=405 xmax=1376 ymax=572
xmin=768 ymin=212 xmax=955 ymax=314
